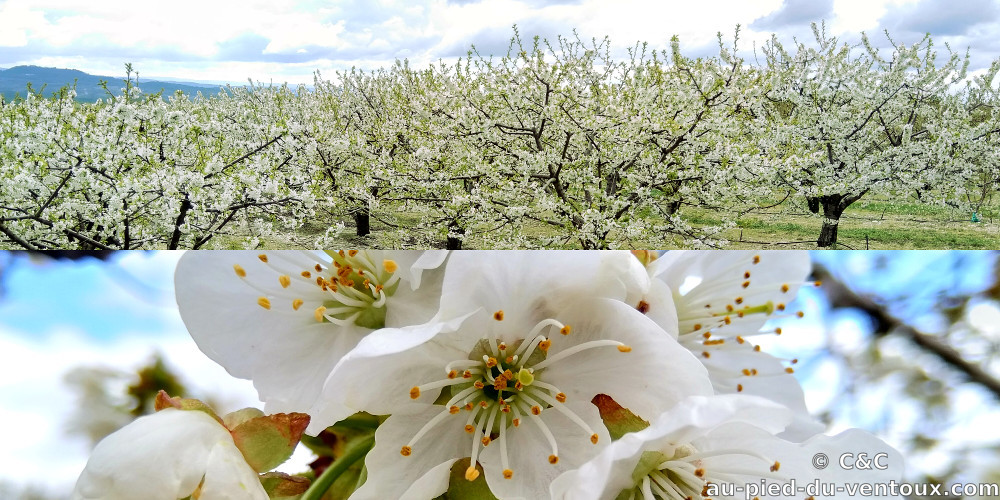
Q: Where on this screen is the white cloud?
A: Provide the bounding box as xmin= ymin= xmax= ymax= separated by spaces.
xmin=1 ymin=0 xmax=994 ymax=84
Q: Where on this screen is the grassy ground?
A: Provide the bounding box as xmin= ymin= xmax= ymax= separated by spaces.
xmin=239 ymin=194 xmax=1000 ymax=250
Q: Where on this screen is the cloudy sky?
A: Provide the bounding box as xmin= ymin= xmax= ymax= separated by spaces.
xmin=0 ymin=0 xmax=998 ymax=84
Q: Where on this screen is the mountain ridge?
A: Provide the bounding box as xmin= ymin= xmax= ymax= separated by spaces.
xmin=0 ymin=65 xmax=228 ymax=102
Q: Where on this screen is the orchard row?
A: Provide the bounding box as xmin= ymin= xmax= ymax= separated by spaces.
xmin=2 ymin=25 xmax=997 ymax=249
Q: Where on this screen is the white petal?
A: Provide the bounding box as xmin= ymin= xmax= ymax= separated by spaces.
xmin=352 ymin=405 xmax=468 ymax=500
xmin=438 ymin=251 xmax=623 ymax=332
xmin=543 ymin=298 xmax=713 ymax=420
xmin=200 ymin=439 xmax=271 ymax=500
xmin=316 ymin=319 xmax=470 ymax=427
xmin=482 ymin=400 xmax=609 ymax=500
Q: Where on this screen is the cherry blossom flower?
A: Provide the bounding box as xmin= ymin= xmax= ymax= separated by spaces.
xmin=327 ymin=251 xmax=713 ymax=499
xmin=174 ymin=250 xmax=447 ymax=432
xmin=550 ymin=395 xmax=903 ymax=500
xmin=72 ymin=408 xmax=267 ymax=500
xmin=629 ymin=251 xmax=823 ymax=440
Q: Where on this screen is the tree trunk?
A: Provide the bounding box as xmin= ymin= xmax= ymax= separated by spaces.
xmin=817 ymin=195 xmax=844 ymax=247
xmin=807 ymin=197 xmax=820 ymax=214
xmin=354 ymin=209 xmax=370 ymax=237
xmin=815 ymin=190 xmax=867 ymax=247
xmin=446 ymin=224 xmax=464 ymax=250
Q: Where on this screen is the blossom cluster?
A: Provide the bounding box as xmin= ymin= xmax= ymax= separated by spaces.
xmin=5 ymin=27 xmax=997 ymax=251
xmin=74 ymin=250 xmax=903 ymax=499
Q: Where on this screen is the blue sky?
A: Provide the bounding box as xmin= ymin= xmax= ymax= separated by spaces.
xmin=1 ymin=0 xmax=998 ymax=84
xmin=0 ymin=250 xmax=997 ymax=496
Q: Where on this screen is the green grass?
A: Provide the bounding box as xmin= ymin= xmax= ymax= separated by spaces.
xmin=227 ymin=193 xmax=1000 ymax=250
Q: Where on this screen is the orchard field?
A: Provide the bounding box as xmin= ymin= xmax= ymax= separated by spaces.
xmin=2 ymin=24 xmax=999 ymax=250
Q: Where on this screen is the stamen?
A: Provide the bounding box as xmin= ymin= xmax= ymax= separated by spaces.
xmin=533 ymin=340 xmax=627 ymax=370
xmin=233 ymin=264 xmax=246 ymax=277
xmin=257 ymin=297 xmax=271 ymax=310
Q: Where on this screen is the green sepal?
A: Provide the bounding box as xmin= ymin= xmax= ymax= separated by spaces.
xmin=153 ymin=390 xmax=222 ymax=424
xmin=223 ymin=407 xmax=265 ymax=430
xmin=591 ymin=394 xmax=649 ymax=440
xmin=230 ymin=412 xmax=311 ymax=473
xmin=432 ymin=458 xmax=498 ymax=500
xmin=260 ymin=472 xmax=311 ymax=499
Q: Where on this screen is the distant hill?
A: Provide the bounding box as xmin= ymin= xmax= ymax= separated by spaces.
xmin=0 ymin=66 xmax=228 ymax=103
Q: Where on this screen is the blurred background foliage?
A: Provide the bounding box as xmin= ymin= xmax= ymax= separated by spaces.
xmin=0 ymin=250 xmax=997 ymax=499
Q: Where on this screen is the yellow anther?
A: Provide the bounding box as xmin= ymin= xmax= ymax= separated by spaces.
xmin=409 ymin=387 xmax=420 ymax=399
xmin=494 ymin=310 xmax=504 ymax=321
xmin=771 ymin=461 xmax=781 ymax=472
xmin=257 ymin=297 xmax=271 ymax=310
xmin=590 ymin=433 xmax=599 ymax=444
xmin=383 ymin=259 xmax=398 ymax=273
xmin=785 ymin=367 xmax=795 ymax=373
xmin=233 ymin=264 xmax=246 ymax=278
xmin=279 ymin=275 xmax=291 ymax=288
xmin=775 ymin=327 xmax=783 ymax=335
xmin=538 ymin=339 xmax=551 ymax=352
xmin=474 ymin=381 xmax=485 ymax=389
xmin=292 ymin=299 xmax=304 ymax=311
xmin=503 ymin=469 xmax=513 ymax=479
xmin=315 ymin=263 xmax=323 ymax=272
xmin=694 ymin=323 xmax=703 ymax=331
xmin=486 ymin=357 xmax=498 ymax=368
xmin=781 ymin=283 xmax=790 ymax=293
xmin=702 ymin=351 xmax=711 ymax=358
xmin=447 ymin=370 xmax=458 ymax=379
xmin=753 ymin=255 xmax=761 ymax=264
xmin=548 ymin=455 xmax=559 ymax=464
xmin=737 ymin=384 xmax=744 ymax=392
xmin=314 ymin=306 xmax=326 ymax=322
xmin=555 ymin=392 xmax=567 ymax=403
xmin=560 ymin=325 xmax=571 ymax=335
xmin=531 ymin=406 xmax=541 ymax=415
xmin=400 ymin=446 xmax=412 ymax=456
xmin=617 ymin=345 xmax=632 ymax=352
xmin=465 ymin=425 xmax=475 ymax=433
xmin=512 ymin=418 xmax=520 ymax=427
xmin=258 ymin=254 xmax=268 ymax=263
xmin=301 ymin=271 xmax=311 ymax=278
xmin=777 ymin=303 xmax=786 ymax=311
xmin=465 ymin=467 xmax=480 ymax=481
xmin=636 ymin=300 xmax=650 ymax=314
xmin=449 ymin=406 xmax=460 ymax=414
xmin=797 ymin=311 xmax=805 ymax=318
xmin=695 ymin=468 xmax=705 ymax=478
xmin=481 ymin=436 xmax=491 ymax=446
